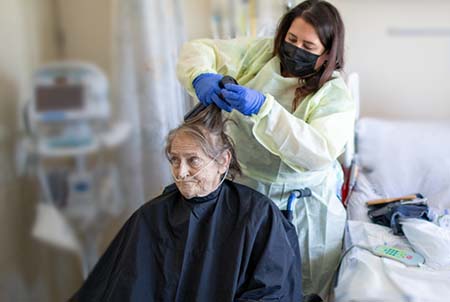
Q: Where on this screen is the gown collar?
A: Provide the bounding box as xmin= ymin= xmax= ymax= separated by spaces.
xmin=182 ymin=183 xmax=223 ymax=204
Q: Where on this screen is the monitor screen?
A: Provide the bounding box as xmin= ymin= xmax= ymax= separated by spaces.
xmin=35 ymin=84 xmax=83 ymax=112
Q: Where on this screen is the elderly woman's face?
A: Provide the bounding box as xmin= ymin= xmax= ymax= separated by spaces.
xmin=168 ymin=132 xmax=227 ymax=199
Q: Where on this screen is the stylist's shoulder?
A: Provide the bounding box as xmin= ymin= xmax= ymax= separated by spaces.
xmin=318 ymin=72 xmax=355 ymax=109
xmin=179 ymin=36 xmax=272 ymax=61
xmin=177 ymin=36 xmax=271 ymax=90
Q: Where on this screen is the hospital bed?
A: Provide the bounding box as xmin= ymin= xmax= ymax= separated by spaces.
xmin=332 ymin=117 xmax=450 ymax=302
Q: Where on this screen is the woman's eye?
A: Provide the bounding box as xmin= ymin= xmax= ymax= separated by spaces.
xmin=189 ymin=157 xmax=202 ymax=167
xmin=303 ymin=44 xmax=315 ymax=51
xmin=169 ymin=157 xmax=180 ymax=167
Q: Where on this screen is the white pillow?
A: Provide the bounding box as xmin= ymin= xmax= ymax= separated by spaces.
xmin=356 ymin=118 xmax=450 ymax=209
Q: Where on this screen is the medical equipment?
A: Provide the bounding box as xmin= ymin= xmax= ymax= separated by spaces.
xmin=22 ymin=61 xmax=130 ymax=278
xmin=30 ymin=63 xmax=108 ymax=121
xmin=26 ymin=62 xmax=109 ymax=154
xmin=283 ymin=188 xmax=312 ymax=222
xmin=340 ymin=244 xmax=425 ymax=268
xmin=371 ymin=245 xmax=425 ymax=267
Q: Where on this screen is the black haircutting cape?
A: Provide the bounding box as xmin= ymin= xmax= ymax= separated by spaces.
xmin=70 ymin=180 xmax=302 ymax=302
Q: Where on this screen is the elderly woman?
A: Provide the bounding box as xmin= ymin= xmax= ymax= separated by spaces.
xmin=70 ymin=106 xmax=302 ymax=302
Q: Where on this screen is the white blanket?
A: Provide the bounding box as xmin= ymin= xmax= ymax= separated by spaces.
xmin=334 ymin=221 xmax=450 ymax=302
xmin=333 ymin=118 xmax=450 ymax=302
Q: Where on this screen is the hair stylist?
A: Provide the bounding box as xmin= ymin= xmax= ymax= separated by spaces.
xmin=177 ymin=1 xmax=355 ymax=299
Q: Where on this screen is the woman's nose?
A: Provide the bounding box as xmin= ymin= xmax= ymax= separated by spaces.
xmin=177 ymin=162 xmax=190 ymax=179
xmin=292 ymin=42 xmax=302 ymax=49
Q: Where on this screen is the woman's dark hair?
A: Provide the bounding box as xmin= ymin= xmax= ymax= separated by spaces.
xmin=165 ymin=105 xmax=241 ymax=180
xmin=273 ymin=0 xmax=345 ymax=110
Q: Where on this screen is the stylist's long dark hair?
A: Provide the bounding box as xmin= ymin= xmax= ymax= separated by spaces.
xmin=274 ymin=0 xmax=345 ymax=111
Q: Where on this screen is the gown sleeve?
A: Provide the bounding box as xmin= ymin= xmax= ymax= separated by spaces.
xmin=176 ymin=37 xmax=273 ymax=97
xmin=251 ymin=78 xmax=356 ymax=171
xmin=177 ymin=38 xmax=355 ymax=172
xmin=235 ymin=203 xmax=302 ymax=302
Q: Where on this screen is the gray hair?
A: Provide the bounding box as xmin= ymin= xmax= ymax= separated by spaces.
xmin=165 ymin=105 xmax=241 ymax=179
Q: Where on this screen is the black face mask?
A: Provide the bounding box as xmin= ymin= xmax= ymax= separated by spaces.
xmin=279 ymin=41 xmax=320 ymax=78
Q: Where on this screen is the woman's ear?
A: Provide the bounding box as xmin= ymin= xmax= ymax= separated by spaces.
xmin=217 ymin=150 xmax=231 ymax=174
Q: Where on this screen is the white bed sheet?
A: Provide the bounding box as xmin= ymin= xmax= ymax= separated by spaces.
xmin=333 ymin=118 xmax=450 ymax=302
xmin=333 ymin=221 xmax=450 ymax=302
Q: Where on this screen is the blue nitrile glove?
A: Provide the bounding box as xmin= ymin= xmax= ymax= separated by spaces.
xmin=192 ymin=73 xmax=222 ymax=106
xmin=210 ymin=91 xmax=233 ymax=112
xmin=221 ymin=83 xmax=266 ymax=115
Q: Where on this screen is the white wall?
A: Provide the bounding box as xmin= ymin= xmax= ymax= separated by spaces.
xmin=183 ymin=0 xmax=212 ymax=39
xmin=336 ymin=0 xmax=450 ymax=119
xmin=56 ymin=0 xmax=112 ymax=76
xmin=0 ymin=0 xmax=35 ymax=281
